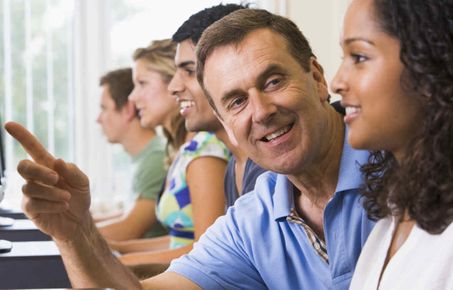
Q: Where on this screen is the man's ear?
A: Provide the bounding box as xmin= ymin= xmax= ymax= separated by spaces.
xmin=124 ymin=101 xmax=137 ymax=121
xmin=214 ymin=109 xmax=239 ymax=147
xmin=310 ymin=58 xmax=329 ymax=103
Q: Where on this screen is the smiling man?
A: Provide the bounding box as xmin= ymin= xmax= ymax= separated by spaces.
xmin=168 ymin=4 xmax=266 ymax=209
xmin=108 ymin=4 xmax=256 ymax=269
xmin=5 ymin=8 xmax=375 ymax=290
xmin=160 ymin=9 xmax=376 ymax=289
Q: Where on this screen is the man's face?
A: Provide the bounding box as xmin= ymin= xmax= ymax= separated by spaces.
xmin=96 ymin=85 xmax=128 ymax=143
xmin=204 ymin=29 xmax=330 ymax=175
xmin=168 ymin=40 xmax=222 ymax=132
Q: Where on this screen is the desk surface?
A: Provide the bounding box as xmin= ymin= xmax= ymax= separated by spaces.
xmin=0 ymin=219 xmax=37 ymax=230
xmin=0 ymin=241 xmax=71 ymax=288
xmin=0 ymin=240 xmax=60 ymax=258
xmin=0 ymin=205 xmax=28 ymax=219
xmin=0 ymin=219 xmax=51 ymax=241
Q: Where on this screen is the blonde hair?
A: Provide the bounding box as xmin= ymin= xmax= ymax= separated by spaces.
xmin=133 ymin=39 xmax=176 ymax=83
xmin=133 ymin=39 xmax=186 ymax=160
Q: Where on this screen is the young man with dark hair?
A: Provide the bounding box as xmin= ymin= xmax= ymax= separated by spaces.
xmin=99 ymin=68 xmax=135 ymax=113
xmin=170 ymin=3 xmax=266 ymax=208
xmin=107 ymin=3 xmax=264 ymax=270
xmin=96 ymin=68 xmax=168 ymax=240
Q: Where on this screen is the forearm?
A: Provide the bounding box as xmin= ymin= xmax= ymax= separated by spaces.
xmin=128 ymin=263 xmax=170 ymax=280
xmin=98 ymin=199 xmax=158 ymax=241
xmin=56 ymin=216 xmax=141 ymax=289
xmin=120 ymin=244 xmax=193 ymax=265
xmin=92 ymin=209 xmax=123 ymax=223
xmin=114 ymin=235 xmax=170 ymax=254
xmin=97 ymin=219 xmax=130 ymax=241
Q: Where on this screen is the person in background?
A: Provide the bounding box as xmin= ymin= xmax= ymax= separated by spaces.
xmin=97 ymin=40 xmax=182 ymax=241
xmin=109 ymin=4 xmax=257 ymax=265
xmin=107 ymin=4 xmax=255 ymax=275
xmin=169 ymin=3 xmax=266 ymax=211
xmin=224 ymin=155 xmax=266 ymax=208
xmin=129 ymin=39 xmax=187 ymax=155
xmin=92 ymin=67 xmax=137 ymax=223
xmin=5 ymin=8 xmax=376 ymax=289
xmin=95 ymin=67 xmax=168 ymax=238
xmin=112 ymin=31 xmax=232 ymax=263
xmin=331 ymin=0 xmax=453 ymax=289
xmin=166 ymin=3 xmax=266 ymax=210
xmin=110 ymin=5 xmax=252 ymax=257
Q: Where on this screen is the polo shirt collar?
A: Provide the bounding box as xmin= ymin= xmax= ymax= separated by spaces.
xmin=334 ymin=127 xmax=369 ymax=195
xmin=271 ymin=127 xmax=369 ymax=221
xmin=273 ymin=174 xmax=294 ymax=221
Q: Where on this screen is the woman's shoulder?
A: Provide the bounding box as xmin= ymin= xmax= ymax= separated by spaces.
xmin=181 ymin=131 xmax=229 ymax=159
xmin=417 ymin=219 xmax=453 ymax=242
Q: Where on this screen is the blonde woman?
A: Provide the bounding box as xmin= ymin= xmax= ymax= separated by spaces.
xmin=98 ymin=40 xmax=185 ymax=241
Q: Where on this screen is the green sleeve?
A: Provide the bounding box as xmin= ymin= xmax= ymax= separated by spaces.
xmin=132 ymin=140 xmax=167 ymax=201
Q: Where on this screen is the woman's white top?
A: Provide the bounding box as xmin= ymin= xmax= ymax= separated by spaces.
xmin=350 ymin=216 xmax=453 ymax=290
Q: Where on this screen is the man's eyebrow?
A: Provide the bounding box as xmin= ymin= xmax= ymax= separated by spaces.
xmin=176 ymin=60 xmax=195 ymax=68
xmin=220 ymin=89 xmax=246 ymax=108
xmin=255 ymin=64 xmax=285 ymax=87
xmin=343 ymin=37 xmax=375 ymax=46
xmin=219 ymin=64 xmax=285 ymax=107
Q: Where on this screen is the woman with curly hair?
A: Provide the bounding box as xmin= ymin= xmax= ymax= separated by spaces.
xmin=332 ymin=0 xmax=453 ymax=289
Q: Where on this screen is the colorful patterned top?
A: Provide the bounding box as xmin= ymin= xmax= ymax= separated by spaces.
xmin=156 ymin=131 xmax=230 ymax=249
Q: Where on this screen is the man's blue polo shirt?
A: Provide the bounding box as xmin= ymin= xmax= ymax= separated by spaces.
xmin=167 ymin=137 xmax=375 ymax=289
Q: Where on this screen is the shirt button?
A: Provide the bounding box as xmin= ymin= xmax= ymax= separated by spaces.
xmin=314 ymin=243 xmax=321 ymax=250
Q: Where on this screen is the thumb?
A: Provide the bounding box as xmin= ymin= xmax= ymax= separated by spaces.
xmin=53 ymin=159 xmax=90 ymax=191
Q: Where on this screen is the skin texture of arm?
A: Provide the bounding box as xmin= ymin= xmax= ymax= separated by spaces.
xmin=98 ymin=198 xmax=158 ymax=241
xmin=141 ymin=272 xmax=202 ymax=290
xmin=128 ymin=263 xmax=170 ymax=280
xmin=113 ymin=156 xmax=227 ymax=265
xmin=187 ymin=156 xmax=227 ymax=240
xmin=92 ymin=208 xmax=124 ymax=223
xmin=120 ymin=244 xmax=193 ymax=265
xmin=109 ymin=235 xmax=170 ymax=254
xmin=55 ymin=217 xmax=142 ymax=289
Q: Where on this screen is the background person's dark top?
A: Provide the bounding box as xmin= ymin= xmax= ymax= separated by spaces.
xmin=224 ymin=158 xmax=267 ymax=209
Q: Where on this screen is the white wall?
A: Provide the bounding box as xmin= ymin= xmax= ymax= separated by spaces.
xmin=285 ymin=0 xmax=349 ymax=101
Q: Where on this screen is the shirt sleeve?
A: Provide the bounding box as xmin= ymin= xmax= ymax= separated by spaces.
xmin=166 ymin=206 xmax=267 ymax=290
xmin=183 ymin=132 xmax=230 ymax=164
xmin=133 ymin=147 xmax=167 ymax=201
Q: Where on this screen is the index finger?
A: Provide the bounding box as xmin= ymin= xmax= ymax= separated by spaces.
xmin=4 ymin=121 xmax=55 ymax=168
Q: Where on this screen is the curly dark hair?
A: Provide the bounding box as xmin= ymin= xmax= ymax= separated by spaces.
xmin=172 ymin=3 xmax=249 ymax=45
xmin=361 ymin=0 xmax=453 ymax=234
